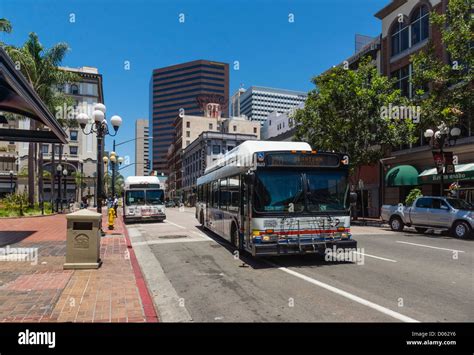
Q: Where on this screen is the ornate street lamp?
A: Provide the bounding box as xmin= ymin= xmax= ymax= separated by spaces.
xmin=76 ymin=105 xmax=122 ymax=213
xmin=9 ymin=170 xmax=14 ymax=194
xmin=63 ymin=168 xmax=68 ymax=205
xmin=56 ymin=163 xmax=62 ymax=211
xmin=424 ymin=124 xmax=461 ymax=196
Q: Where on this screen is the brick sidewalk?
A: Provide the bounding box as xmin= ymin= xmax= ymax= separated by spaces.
xmin=0 ymin=211 xmax=154 ymax=322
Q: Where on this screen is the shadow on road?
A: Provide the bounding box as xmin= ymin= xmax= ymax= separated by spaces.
xmin=0 ymin=231 xmax=36 ymax=247
xmin=195 ymin=225 xmax=359 ymax=270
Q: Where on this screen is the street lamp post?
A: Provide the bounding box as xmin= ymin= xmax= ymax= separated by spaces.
xmin=424 ymin=124 xmax=461 ymax=196
xmin=56 ymin=163 xmax=62 ymax=212
xmin=9 ymin=170 xmax=13 ymax=194
xmin=63 ymin=168 xmax=68 ymax=206
xmin=76 ymin=105 xmax=122 ymax=214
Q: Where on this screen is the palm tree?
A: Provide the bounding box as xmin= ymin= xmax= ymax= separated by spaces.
xmin=5 ymin=32 xmax=79 ymax=206
xmin=0 ymin=18 xmax=12 ymax=33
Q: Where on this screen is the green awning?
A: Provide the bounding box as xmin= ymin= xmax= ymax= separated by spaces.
xmin=418 ymin=163 xmax=474 ymax=184
xmin=385 ymin=165 xmax=419 ymax=187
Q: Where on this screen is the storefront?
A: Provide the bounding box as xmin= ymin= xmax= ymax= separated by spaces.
xmin=418 ymin=163 xmax=474 ymax=204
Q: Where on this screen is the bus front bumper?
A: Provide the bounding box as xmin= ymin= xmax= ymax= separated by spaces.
xmin=251 ymin=238 xmax=357 ymax=257
xmin=124 ymin=213 xmax=166 ymax=223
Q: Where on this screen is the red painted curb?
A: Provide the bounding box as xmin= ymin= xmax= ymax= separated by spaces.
xmin=119 ymin=216 xmax=159 ymax=323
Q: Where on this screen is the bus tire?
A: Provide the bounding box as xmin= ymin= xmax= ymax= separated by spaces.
xmin=231 ymin=223 xmax=240 ymax=249
xmin=200 ymin=211 xmax=204 ymax=226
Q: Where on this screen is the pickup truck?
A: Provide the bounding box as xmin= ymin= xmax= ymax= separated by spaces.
xmin=381 ymin=196 xmax=474 ymax=238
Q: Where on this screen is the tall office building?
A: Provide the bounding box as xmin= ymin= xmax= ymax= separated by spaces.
xmin=232 ymin=86 xmax=307 ymax=124
xmin=150 ymin=60 xmax=229 ymax=174
xmin=135 ymin=119 xmax=150 ymax=176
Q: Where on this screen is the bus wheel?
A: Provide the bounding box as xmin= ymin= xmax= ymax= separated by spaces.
xmin=200 ymin=211 xmax=204 ymax=225
xmin=231 ymin=224 xmax=240 ymax=249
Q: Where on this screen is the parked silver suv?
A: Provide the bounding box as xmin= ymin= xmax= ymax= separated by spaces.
xmin=381 ymin=196 xmax=474 ymax=238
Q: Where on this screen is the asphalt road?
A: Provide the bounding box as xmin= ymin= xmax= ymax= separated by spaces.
xmin=127 ymin=207 xmax=474 ymax=322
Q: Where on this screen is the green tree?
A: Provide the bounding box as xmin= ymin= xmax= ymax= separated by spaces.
xmin=294 ymin=58 xmax=417 ymax=178
xmin=4 ymin=31 xmax=80 ymax=206
xmin=0 ymin=18 xmax=12 ymax=34
xmin=410 ymin=0 xmax=473 ymax=132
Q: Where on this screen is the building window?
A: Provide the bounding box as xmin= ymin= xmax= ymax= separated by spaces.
xmin=233 ymin=125 xmax=237 ymax=132
xmin=212 ymin=145 xmax=220 ymax=154
xmin=54 ymin=146 xmax=60 ymax=155
xmin=41 ymin=145 xmax=49 ymax=154
xmin=186 ymin=131 xmax=190 ymax=137
xmin=209 ymin=123 xmax=213 ymax=130
xmin=392 ymin=64 xmax=412 ymax=98
xmin=411 ymin=5 xmax=429 ymax=46
xmin=253 ymin=127 xmax=257 ymax=134
xmin=70 ymin=146 xmax=78 ymax=156
xmin=69 ymin=130 xmax=78 ymax=141
xmin=186 ymin=140 xmax=190 ymax=146
xmin=390 ymin=19 xmax=409 ymax=57
xmin=186 ymin=121 xmax=190 ymax=128
xmin=70 ymin=84 xmax=79 ymax=95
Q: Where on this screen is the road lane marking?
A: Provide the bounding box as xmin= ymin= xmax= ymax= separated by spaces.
xmin=164 ymin=220 xmax=186 ymax=229
xmin=396 ymin=241 xmax=465 ymax=253
xmin=353 ymin=251 xmax=397 ymax=263
xmin=266 ymin=261 xmax=419 ymax=323
xmin=133 ymin=239 xmax=209 ymax=246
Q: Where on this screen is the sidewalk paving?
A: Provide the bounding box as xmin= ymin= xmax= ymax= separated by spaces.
xmin=0 ymin=210 xmax=157 ymax=323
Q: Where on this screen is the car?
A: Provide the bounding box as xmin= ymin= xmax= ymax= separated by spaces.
xmin=381 ymin=196 xmax=474 ymax=238
xmin=165 ymin=201 xmax=176 ymax=208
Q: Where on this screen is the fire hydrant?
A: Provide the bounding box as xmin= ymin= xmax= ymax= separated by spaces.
xmin=108 ymin=207 xmax=115 ymax=230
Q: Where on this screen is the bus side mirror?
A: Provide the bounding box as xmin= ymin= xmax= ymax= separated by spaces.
xmin=350 ymin=192 xmax=357 ymax=204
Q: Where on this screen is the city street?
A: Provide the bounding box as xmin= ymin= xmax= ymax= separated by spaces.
xmin=127 ymin=207 xmax=473 ymax=323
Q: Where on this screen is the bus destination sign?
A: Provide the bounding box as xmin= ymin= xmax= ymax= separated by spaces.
xmin=264 ymin=152 xmax=342 ymax=168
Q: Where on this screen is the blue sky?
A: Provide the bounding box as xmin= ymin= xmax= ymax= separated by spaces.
xmin=2 ymin=0 xmax=385 ymax=177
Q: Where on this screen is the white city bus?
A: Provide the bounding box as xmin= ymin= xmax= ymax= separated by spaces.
xmin=195 ymin=141 xmax=357 ymax=256
xmin=123 ymin=176 xmax=166 ymax=223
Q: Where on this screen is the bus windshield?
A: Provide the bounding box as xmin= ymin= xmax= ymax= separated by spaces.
xmin=254 ymin=169 xmax=348 ymax=213
xmin=254 ymin=170 xmax=305 ymax=212
xmin=146 ymin=190 xmax=165 ymax=205
xmin=125 ymin=190 xmax=145 ymax=206
xmin=305 ymin=170 xmax=348 ymax=212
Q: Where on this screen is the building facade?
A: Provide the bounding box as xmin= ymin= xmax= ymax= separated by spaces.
xmin=166 ymin=104 xmax=260 ymax=201
xmin=232 ymin=86 xmax=307 ymax=124
xmin=182 ymin=131 xmax=258 ymax=205
xmin=135 ymin=119 xmax=150 ymax=176
xmin=150 ymin=60 xmax=229 ymax=175
xmin=15 ymin=66 xmax=103 ymax=205
xmin=346 ymin=0 xmax=474 ymax=217
xmin=261 ymin=103 xmax=304 ymax=140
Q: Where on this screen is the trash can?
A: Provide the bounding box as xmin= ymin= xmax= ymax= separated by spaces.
xmin=64 ymin=209 xmax=102 ymax=269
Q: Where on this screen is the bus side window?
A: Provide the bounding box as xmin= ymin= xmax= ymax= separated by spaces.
xmin=212 ymin=181 xmax=219 ymax=208
xmin=219 ymin=178 xmax=228 ymax=211
xmin=229 ymin=175 xmax=240 ymax=212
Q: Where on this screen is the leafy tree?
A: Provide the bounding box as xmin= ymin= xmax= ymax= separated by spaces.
xmin=410 ymin=0 xmax=473 ymax=133
xmin=405 ymin=188 xmax=423 ymax=206
xmin=294 ymin=58 xmax=417 ymax=179
xmin=0 ymin=18 xmax=12 ymax=34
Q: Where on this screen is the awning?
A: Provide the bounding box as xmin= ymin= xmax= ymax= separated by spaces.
xmin=418 ymin=163 xmax=474 ymax=184
xmin=385 ymin=165 xmax=419 ymax=187
xmin=0 ymin=47 xmax=67 ymax=143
